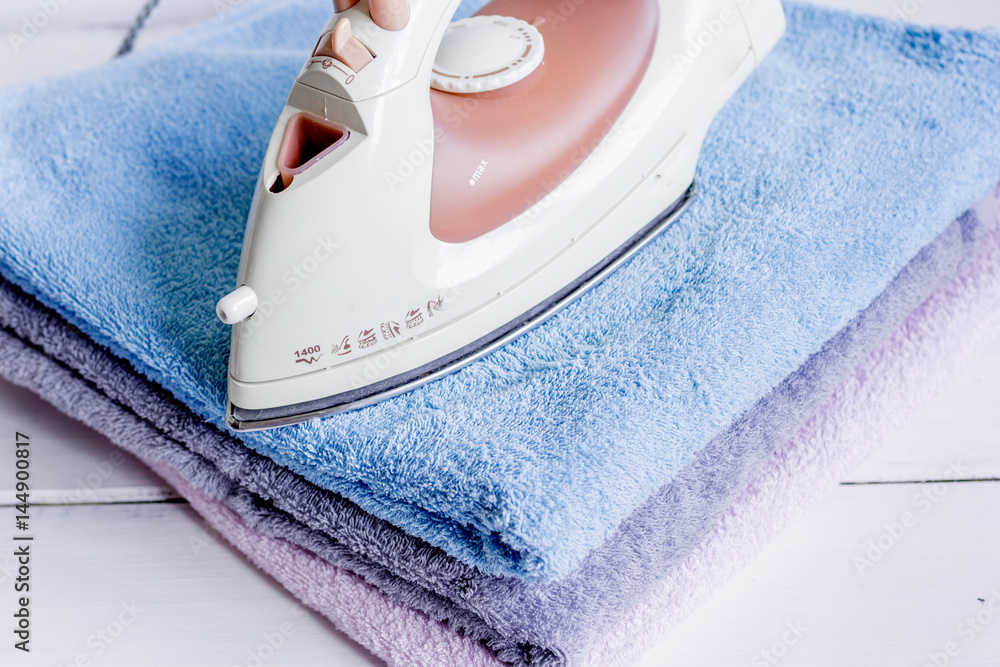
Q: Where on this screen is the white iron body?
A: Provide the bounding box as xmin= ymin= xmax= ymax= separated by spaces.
xmin=219 ymin=0 xmax=786 ymax=430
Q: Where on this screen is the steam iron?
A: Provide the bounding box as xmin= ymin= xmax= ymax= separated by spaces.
xmin=216 ymin=0 xmax=786 ymax=431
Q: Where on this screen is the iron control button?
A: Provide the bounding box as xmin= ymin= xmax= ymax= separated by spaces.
xmin=314 ymin=18 xmax=375 ymax=73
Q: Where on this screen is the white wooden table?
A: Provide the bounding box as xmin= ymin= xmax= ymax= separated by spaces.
xmin=1 ymin=2 xmax=998 ymax=665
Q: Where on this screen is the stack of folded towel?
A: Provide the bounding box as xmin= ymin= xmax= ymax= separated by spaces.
xmin=1 ymin=1 xmax=999 ymax=664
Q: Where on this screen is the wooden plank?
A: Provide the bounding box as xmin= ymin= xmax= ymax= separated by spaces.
xmin=0 ymin=378 xmax=176 ymax=504
xmin=0 ymin=0 xmax=147 ymax=31
xmin=639 ymin=482 xmax=1000 ymax=666
xmin=842 ymin=335 xmax=1000 ymax=484
xmin=0 ymin=503 xmax=381 ymax=666
xmin=0 ymin=2 xmax=998 ymax=666
xmin=802 ymin=0 xmax=1000 ymax=28
xmin=0 ymin=484 xmax=994 ymax=666
xmin=0 ymin=30 xmax=125 ymax=86
xmin=0 ymin=0 xmax=219 ymax=32
xmin=0 ymin=0 xmax=225 ymax=88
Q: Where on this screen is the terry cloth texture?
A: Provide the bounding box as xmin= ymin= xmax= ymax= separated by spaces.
xmin=0 ymin=193 xmax=994 ymax=666
xmin=1 ymin=1 xmax=1000 ymax=583
xmin=3 ymin=193 xmax=998 ymax=667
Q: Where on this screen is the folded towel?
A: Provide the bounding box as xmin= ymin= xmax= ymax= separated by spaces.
xmin=0 ymin=189 xmax=993 ymax=665
xmin=2 ymin=1 xmax=999 ymax=583
xmin=10 ymin=188 xmax=992 ymax=667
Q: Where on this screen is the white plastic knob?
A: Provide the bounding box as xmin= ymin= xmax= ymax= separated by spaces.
xmin=216 ymin=285 xmax=258 ymax=325
xmin=430 ymin=16 xmax=544 ymax=94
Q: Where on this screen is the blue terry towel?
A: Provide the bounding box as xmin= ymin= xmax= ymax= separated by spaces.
xmin=2 ymin=0 xmax=1000 ymax=581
